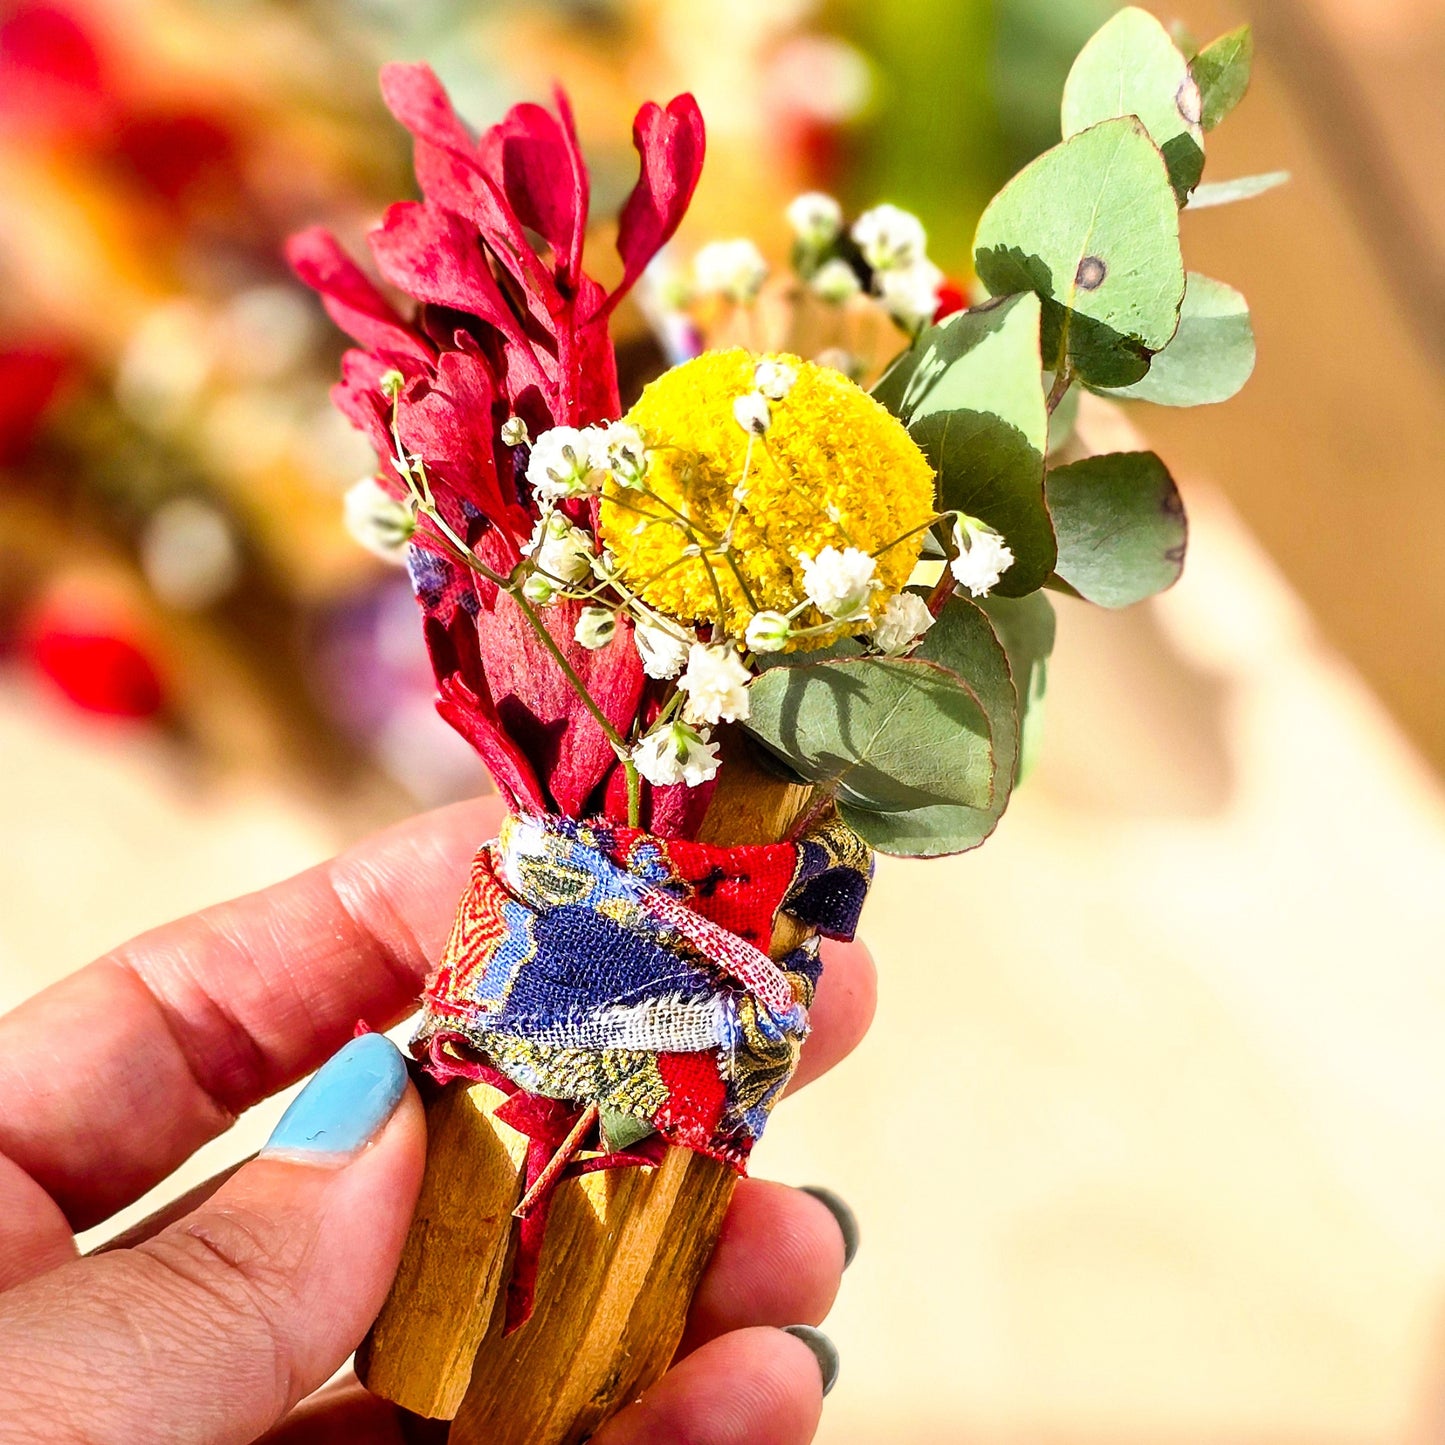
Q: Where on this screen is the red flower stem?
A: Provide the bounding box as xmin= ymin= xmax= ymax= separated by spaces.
xmin=513 ymin=1104 xmax=600 ymax=1221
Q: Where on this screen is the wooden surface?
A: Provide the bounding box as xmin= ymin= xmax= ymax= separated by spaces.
xmin=354 ymin=742 xmax=818 ymax=1435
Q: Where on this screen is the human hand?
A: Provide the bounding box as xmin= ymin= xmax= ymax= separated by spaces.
xmin=0 ymin=797 xmax=874 ymax=1444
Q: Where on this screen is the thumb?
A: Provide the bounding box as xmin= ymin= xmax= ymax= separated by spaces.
xmin=0 ymin=1033 xmax=425 ymax=1445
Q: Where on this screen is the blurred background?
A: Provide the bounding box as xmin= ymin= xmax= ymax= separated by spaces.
xmin=1 ymin=0 xmax=1443 ymax=1441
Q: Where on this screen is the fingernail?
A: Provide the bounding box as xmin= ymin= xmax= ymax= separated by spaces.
xmin=262 ymin=1034 xmax=409 ymax=1160
xmin=783 ymin=1324 xmax=840 ymax=1397
xmin=802 ymin=1185 xmax=859 ymax=1269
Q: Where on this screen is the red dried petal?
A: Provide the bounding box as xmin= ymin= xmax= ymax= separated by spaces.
xmin=285 ymin=227 xmax=430 ymax=362
xmin=595 ymin=94 xmax=705 ymax=320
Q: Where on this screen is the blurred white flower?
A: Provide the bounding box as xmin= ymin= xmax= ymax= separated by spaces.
xmin=786 ymin=191 xmax=843 ymax=248
xmin=811 ymin=257 xmax=862 ymax=303
xmin=678 ymin=643 xmax=752 ymax=725
xmin=753 ymin=359 xmax=797 ymax=401
xmin=852 ymin=203 xmax=927 ymax=272
xmin=733 ymin=392 xmax=772 ymax=436
xmin=871 ymin=591 xmax=935 ymax=655
xmin=876 ymin=259 xmax=943 ymax=329
xmin=142 ymin=497 xmax=242 ymax=609
xmin=693 ymin=239 xmax=769 ymax=302
xmin=800 ymin=545 xmax=878 ymax=622
xmin=501 ymin=415 xmax=530 ymax=447
xmin=344 ymin=477 xmax=414 ymax=562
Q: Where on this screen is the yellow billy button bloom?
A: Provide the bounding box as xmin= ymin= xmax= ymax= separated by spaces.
xmin=599 ymin=349 xmax=936 ymax=641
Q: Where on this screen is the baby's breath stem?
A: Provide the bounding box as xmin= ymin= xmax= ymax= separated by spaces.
xmin=624 ymin=758 xmax=642 ymax=828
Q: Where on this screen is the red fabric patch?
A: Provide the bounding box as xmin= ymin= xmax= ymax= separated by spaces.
xmin=654 ymin=1050 xmax=727 ymax=1152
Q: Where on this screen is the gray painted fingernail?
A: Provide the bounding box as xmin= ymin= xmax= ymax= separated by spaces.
xmin=802 ymin=1186 xmax=859 ymax=1269
xmin=783 ymin=1324 xmax=840 ymax=1396
xmin=262 ymin=1033 xmax=408 ymax=1159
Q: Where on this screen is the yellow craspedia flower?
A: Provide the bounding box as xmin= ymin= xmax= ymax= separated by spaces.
xmin=599 ymin=349 xmax=937 ymax=641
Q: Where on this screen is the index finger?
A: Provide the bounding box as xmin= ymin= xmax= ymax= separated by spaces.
xmin=0 ymin=796 xmax=501 ymax=1228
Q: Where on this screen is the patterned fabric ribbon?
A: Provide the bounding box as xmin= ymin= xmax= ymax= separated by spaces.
xmin=416 ymin=810 xmax=873 ymax=1164
xmin=413 ymin=811 xmax=872 ymax=1328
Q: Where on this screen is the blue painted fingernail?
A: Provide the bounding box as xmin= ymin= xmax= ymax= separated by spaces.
xmin=783 ymin=1324 xmax=840 ymax=1397
xmin=262 ymin=1034 xmax=409 ymax=1160
xmin=802 ymin=1186 xmax=859 ymax=1269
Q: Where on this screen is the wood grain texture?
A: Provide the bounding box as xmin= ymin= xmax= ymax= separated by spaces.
xmin=354 ymin=1075 xmax=528 ymax=1418
xmin=357 ymin=735 xmax=817 ymax=1437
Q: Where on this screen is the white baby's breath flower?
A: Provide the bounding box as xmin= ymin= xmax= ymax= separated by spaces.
xmin=811 ymin=257 xmax=862 ymax=303
xmin=500 ymin=415 xmax=530 ymax=447
xmin=753 ymin=358 xmax=797 ymax=402
xmin=800 ymin=545 xmax=879 ymax=622
xmin=876 ymin=259 xmax=943 ymax=329
xmin=852 ymin=203 xmax=927 ymax=272
xmin=949 ymin=517 xmax=1014 ymax=598
xmin=344 ymin=477 xmax=414 ymax=562
xmin=634 ymin=616 xmax=695 ymax=680
xmin=631 ymin=721 xmax=721 ymax=789
xmin=526 ymin=425 xmax=601 ymax=501
xmin=589 ymin=422 xmax=649 ymax=486
xmin=871 ymin=591 xmax=935 ymax=655
xmin=693 ymin=239 xmax=769 ymax=302
xmin=524 ymin=510 xmax=594 ymax=587
xmin=745 ymin=610 xmax=792 ymax=653
xmin=522 ymin=572 xmax=557 ymax=604
xmin=733 ymin=392 xmax=772 ymax=436
xmin=677 ymin=643 xmax=752 ymax=725
xmin=786 ymin=191 xmax=843 ymax=248
xmin=574 ymin=606 xmax=618 ymax=650
xmin=815 ymin=346 xmax=862 ymax=379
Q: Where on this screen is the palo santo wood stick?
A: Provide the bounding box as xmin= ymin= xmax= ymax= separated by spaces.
xmin=356 ymin=739 xmax=815 ymax=1438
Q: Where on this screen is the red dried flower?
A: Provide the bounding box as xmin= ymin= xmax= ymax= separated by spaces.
xmin=289 ymin=67 xmax=707 ymax=828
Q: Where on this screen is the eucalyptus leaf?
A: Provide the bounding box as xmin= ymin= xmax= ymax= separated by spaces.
xmin=1061 ymin=6 xmax=1204 ymax=201
xmin=1187 ymin=170 xmax=1289 ymax=210
xmin=1190 ymin=24 xmax=1253 ymax=130
xmin=978 ymin=591 xmax=1055 ymax=781
xmin=1100 ymin=273 xmax=1254 ymax=407
xmin=743 ymin=656 xmax=994 ymax=813
xmin=874 ymin=294 xmax=1055 ymax=594
xmin=599 ymin=1109 xmax=654 ymax=1152
xmin=842 ymin=596 xmax=1014 ymax=856
xmin=974 ymin=117 xmax=1186 ymax=388
xmin=1046 ymin=451 xmax=1186 ymax=607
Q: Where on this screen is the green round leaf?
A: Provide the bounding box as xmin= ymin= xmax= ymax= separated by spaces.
xmin=1190 ymin=24 xmax=1253 ymax=131
xmin=743 ymin=656 xmax=994 ymax=813
xmin=1046 ymin=450 xmax=1187 ymax=607
xmin=978 ymin=591 xmax=1055 ymax=782
xmin=974 ymin=117 xmax=1186 ymax=389
xmin=874 ymin=293 xmax=1055 ymax=594
xmin=1101 ymin=273 xmax=1255 ymax=407
xmin=1061 ymin=6 xmax=1205 ymax=201
xmin=843 ymin=592 xmax=1056 ymax=857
